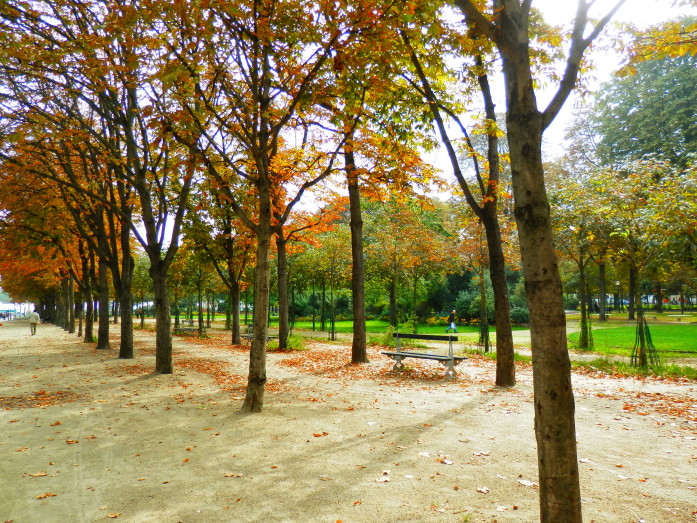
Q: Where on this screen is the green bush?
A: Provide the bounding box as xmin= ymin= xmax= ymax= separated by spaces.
xmin=268 ymin=335 xmax=305 ymax=351
xmin=510 ymin=306 xmax=530 ymax=326
xmin=563 ymin=297 xmax=579 ymax=310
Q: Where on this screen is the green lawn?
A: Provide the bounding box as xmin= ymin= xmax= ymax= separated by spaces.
xmin=282 ymin=319 xmax=526 ymax=336
xmin=568 ymin=324 xmax=697 ymax=357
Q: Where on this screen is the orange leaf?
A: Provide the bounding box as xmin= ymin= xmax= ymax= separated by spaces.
xmin=36 ymin=492 xmax=57 ymax=499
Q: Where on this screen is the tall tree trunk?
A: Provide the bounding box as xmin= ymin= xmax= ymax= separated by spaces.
xmin=118 ymin=283 xmax=134 ymax=358
xmin=628 ymin=267 xmax=636 ymax=320
xmin=231 ymin=281 xmax=241 ymax=345
xmin=482 ymin=209 xmax=515 ymax=385
xmin=276 ymin=233 xmax=289 ymax=350
xmin=241 ymin=219 xmax=271 ymax=413
xmin=346 ymin=143 xmax=368 ymax=363
xmin=96 ymin=256 xmax=111 ymax=350
xmin=117 ymin=221 xmax=135 ymax=358
xmin=84 ymin=251 xmax=95 ymax=343
xmin=655 ymin=282 xmax=663 ymax=313
xmin=598 ymin=261 xmax=607 ymax=321
xmin=507 ymin=114 xmax=580 ymax=521
xmin=478 ymin=264 xmax=490 ymax=352
xmin=76 ymin=291 xmax=83 ymax=338
xmin=67 ymin=275 xmax=75 ymax=334
xmin=389 ymin=271 xmax=398 ymax=328
xmin=577 ymin=259 xmax=592 ymax=350
xmin=150 ymin=261 xmax=173 ymax=373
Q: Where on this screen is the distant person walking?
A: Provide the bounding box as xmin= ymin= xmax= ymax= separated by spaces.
xmin=28 ymin=308 xmax=40 ymax=335
xmin=445 ymin=309 xmax=457 ymax=333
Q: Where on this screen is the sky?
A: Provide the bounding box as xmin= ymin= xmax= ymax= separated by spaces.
xmin=427 ymin=0 xmax=693 ymax=169
xmin=537 ymin=0 xmax=692 ymax=155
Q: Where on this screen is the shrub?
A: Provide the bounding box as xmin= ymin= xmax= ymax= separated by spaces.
xmin=510 ymin=306 xmax=530 ymax=326
xmin=268 ymin=335 xmax=305 ymax=351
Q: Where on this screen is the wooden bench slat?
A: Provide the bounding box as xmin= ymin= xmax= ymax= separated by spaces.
xmin=393 ymin=333 xmax=458 ymax=342
xmin=382 ymin=351 xmax=467 ymax=362
xmin=383 ymin=332 xmax=467 ymax=379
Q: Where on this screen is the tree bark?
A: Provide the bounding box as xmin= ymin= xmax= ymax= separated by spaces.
xmin=231 ymin=281 xmax=242 ymax=345
xmin=598 ymin=261 xmax=607 ymax=321
xmin=482 ymin=209 xmax=515 ymax=385
xmin=346 ymin=144 xmax=368 ymax=363
xmin=96 ymin=255 xmax=111 ymax=350
xmin=628 ymin=267 xmax=636 ymax=320
xmin=241 ymin=218 xmax=271 ymax=413
xmin=276 ymin=233 xmax=289 ymax=350
xmin=507 ymin=114 xmax=581 ymax=520
xmin=150 ymin=260 xmax=173 ymax=374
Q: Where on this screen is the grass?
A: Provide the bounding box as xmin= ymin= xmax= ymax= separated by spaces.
xmin=568 ymin=323 xmax=697 ymax=357
xmin=572 ymin=358 xmax=697 ymax=380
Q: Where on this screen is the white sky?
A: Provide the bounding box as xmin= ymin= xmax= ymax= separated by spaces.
xmin=537 ymin=0 xmax=693 ymax=157
xmin=428 ymin=0 xmax=694 ymax=171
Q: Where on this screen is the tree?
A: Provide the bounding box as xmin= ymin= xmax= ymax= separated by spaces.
xmin=0 ymin=0 xmax=197 ymax=372
xmin=550 ymin=177 xmax=610 ymax=350
xmin=452 ymin=1 xmax=625 ymax=520
xmin=597 ymin=159 xmax=688 ymax=366
xmin=592 ymin=54 xmax=697 ymax=168
xmin=399 ymin=26 xmax=518 ymax=386
xmin=623 ymin=13 xmax=697 ymax=65
xmin=153 ymin=0 xmax=379 ymax=412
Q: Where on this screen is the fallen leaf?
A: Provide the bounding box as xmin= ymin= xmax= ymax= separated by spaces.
xmin=223 ymin=473 xmax=243 ymax=478
xmin=107 ymin=513 xmax=121 ymax=518
xmin=27 ymin=471 xmax=48 ymax=477
xmin=476 ymin=486 xmax=490 ymax=494
xmin=65 ymin=440 xmax=79 ymax=445
xmin=50 ymin=421 xmax=61 ymax=426
xmin=518 ymin=479 xmax=538 ymax=487
xmin=36 ymin=492 xmax=57 ymax=499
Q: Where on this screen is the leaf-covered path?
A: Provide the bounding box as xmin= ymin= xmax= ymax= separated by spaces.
xmin=1 ymin=320 xmax=695 ymax=522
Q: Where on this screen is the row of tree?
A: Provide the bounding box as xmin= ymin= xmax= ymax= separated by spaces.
xmin=4 ymin=1 xmax=689 ymax=520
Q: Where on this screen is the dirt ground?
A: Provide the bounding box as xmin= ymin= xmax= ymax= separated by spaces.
xmin=1 ymin=320 xmax=695 ymax=523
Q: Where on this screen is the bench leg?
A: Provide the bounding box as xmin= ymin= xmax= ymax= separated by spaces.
xmin=391 ymin=356 xmax=405 ymax=372
xmin=443 ymin=360 xmax=457 ymax=379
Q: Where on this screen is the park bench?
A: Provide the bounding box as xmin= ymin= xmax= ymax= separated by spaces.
xmin=174 ymin=318 xmax=206 ymax=336
xmin=382 ymin=332 xmax=467 ymax=379
xmin=241 ymin=324 xmax=278 ymax=343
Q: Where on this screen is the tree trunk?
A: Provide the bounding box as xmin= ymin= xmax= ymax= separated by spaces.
xmin=478 ymin=264 xmax=490 ymax=352
xmin=231 ymin=280 xmax=241 ymax=345
xmin=276 ymin=233 xmax=289 ymax=350
xmin=389 ymin=271 xmax=397 ymax=328
xmin=150 ymin=261 xmax=173 ymax=374
xmin=84 ymin=252 xmax=95 ymax=343
xmin=118 ymin=225 xmax=135 ymax=358
xmin=655 ymin=282 xmax=663 ymax=313
xmin=598 ymin=261 xmax=607 ymax=321
xmin=628 ymin=267 xmax=636 ymax=320
xmin=577 ymin=258 xmax=590 ymax=350
xmin=507 ymin=114 xmax=581 ymax=521
xmin=241 ymin=221 xmax=271 ymax=413
xmin=346 ymin=144 xmax=368 ymax=363
xmin=96 ymin=256 xmax=111 ymax=350
xmin=67 ymin=275 xmax=75 ymax=334
xmin=482 ymin=209 xmax=515 ymax=385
